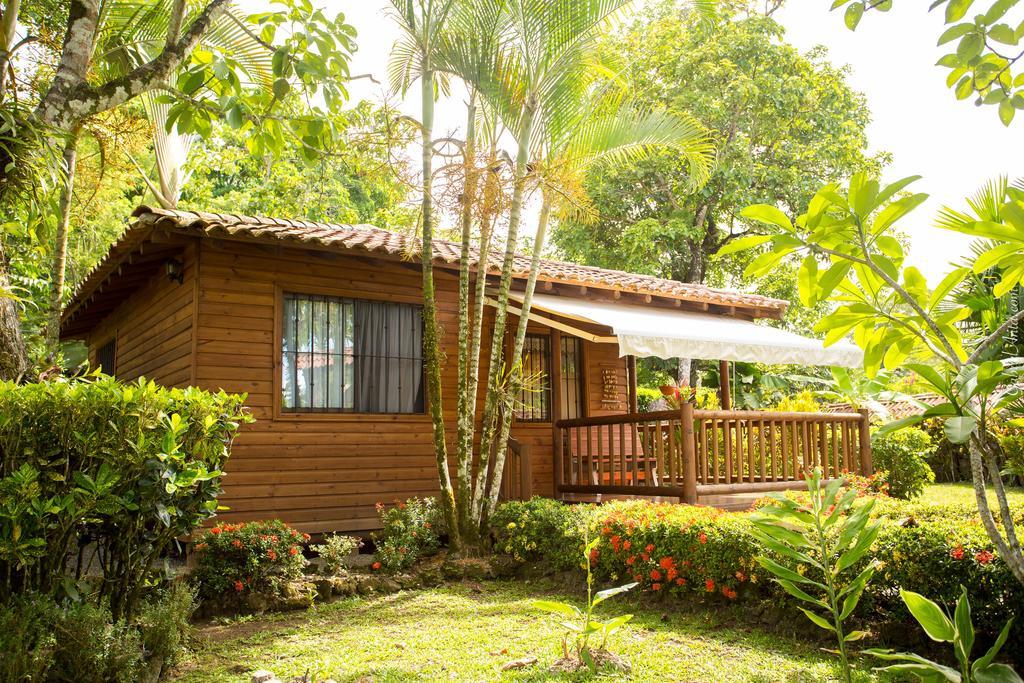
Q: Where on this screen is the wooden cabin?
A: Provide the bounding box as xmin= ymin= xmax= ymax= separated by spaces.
xmin=60 ymin=206 xmax=873 ymax=533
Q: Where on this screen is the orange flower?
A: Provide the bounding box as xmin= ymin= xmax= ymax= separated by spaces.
xmin=651 ymin=582 xmax=662 ymax=591
xmin=626 ymin=555 xmax=636 ymax=566
xmin=194 ymin=542 xmax=208 ymax=551
xmin=210 ymin=527 xmax=222 ymax=535
xmin=267 ymin=550 xmax=277 ymax=561
xmin=645 ymin=544 xmax=655 ymax=553
xmin=675 ymin=577 xmax=686 ymax=586
xmin=950 ymin=545 xmax=965 ymax=560
xmin=622 ymin=540 xmax=631 ymax=551
xmin=705 ymin=579 xmax=715 ymax=592
xmin=976 ymin=550 xmax=995 ymax=565
xmin=234 ymin=580 xmax=244 ymax=592
xmin=698 ymin=533 xmax=707 ymax=545
xmin=288 ymin=546 xmax=299 ymax=556
xmin=302 ymin=533 xmax=311 ymax=541
xmin=372 ymin=561 xmax=382 ymax=570
xmin=232 ymin=539 xmax=243 ymax=549
xmin=659 ymin=557 xmax=675 ymax=570
xmin=650 ymin=568 xmax=662 ymax=582
xmin=735 ymin=571 xmax=746 ymax=582
xmin=722 ymin=587 xmax=737 ymax=600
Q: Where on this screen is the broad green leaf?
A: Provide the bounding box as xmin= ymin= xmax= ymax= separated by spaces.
xmin=902 ymin=589 xmax=955 ymax=642
xmin=974 ymin=664 xmax=1024 ymax=683
xmin=716 ymin=234 xmax=774 ymax=256
xmin=592 ymin=582 xmax=637 ymax=607
xmin=929 ymin=267 xmax=970 ymax=310
xmin=756 ymin=556 xmax=820 ymax=586
xmin=954 ymin=588 xmax=974 ymax=668
xmin=944 ymin=416 xmax=978 ymax=444
xmin=776 ymin=579 xmax=828 ymax=609
xmin=845 ymin=2 xmax=864 ymax=29
xmin=799 ymin=607 xmax=835 ymax=632
xmin=974 ymin=618 xmax=1015 ymax=672
xmin=945 ymin=0 xmax=975 ymax=22
xmin=533 ymin=600 xmax=580 ymax=618
xmin=740 ymin=204 xmax=794 ymax=231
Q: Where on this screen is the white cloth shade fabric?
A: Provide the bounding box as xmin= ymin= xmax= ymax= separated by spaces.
xmin=516 ymin=293 xmax=863 ymax=368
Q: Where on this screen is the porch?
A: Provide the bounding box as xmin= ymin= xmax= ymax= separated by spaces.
xmin=498 ymin=290 xmax=871 ymax=510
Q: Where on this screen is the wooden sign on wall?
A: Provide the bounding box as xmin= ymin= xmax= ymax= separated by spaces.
xmin=599 ymin=362 xmax=622 ymax=411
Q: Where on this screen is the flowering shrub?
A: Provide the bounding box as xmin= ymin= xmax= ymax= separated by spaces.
xmin=192 ymin=520 xmax=307 ymax=598
xmin=372 ymin=497 xmax=444 ymax=571
xmin=842 ymin=470 xmax=891 ymax=497
xmin=590 ymin=501 xmax=757 ymax=601
xmin=490 ymin=495 xmax=1024 ymax=661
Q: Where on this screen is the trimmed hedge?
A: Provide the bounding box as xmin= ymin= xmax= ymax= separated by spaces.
xmin=490 ymin=494 xmax=1024 ymax=659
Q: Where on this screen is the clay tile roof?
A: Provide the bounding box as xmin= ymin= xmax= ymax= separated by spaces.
xmin=66 ymin=206 xmax=790 ymax=325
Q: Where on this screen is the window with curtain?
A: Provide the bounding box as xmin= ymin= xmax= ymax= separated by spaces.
xmin=281 ymin=293 xmax=424 ymax=414
xmin=96 ymin=338 xmax=116 ymax=375
xmin=560 ymin=336 xmax=585 ymax=419
xmin=515 ymin=333 xmax=552 ymax=422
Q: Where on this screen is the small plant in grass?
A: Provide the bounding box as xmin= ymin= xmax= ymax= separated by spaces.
xmin=311 ymin=534 xmax=360 ymax=576
xmin=533 ymin=531 xmax=638 ymax=672
xmin=749 ymin=467 xmax=880 ymax=683
xmin=867 ymin=587 xmax=1021 ymax=682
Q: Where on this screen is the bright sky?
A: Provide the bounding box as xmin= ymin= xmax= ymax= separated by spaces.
xmin=297 ymin=1 xmax=1022 ymax=282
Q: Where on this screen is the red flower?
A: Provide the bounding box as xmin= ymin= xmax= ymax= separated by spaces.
xmin=424 ymin=522 xmax=431 ymax=529
xmin=666 ymin=567 xmax=678 ymax=582
xmin=289 ymin=546 xmax=299 ymax=556
xmin=194 ymin=542 xmax=208 ymax=551
xmin=652 ymin=582 xmax=662 ymax=591
xmin=659 ymin=557 xmax=675 ymax=570
xmin=650 ymin=569 xmax=662 ymax=582
xmin=705 ymin=579 xmax=715 ymax=593
xmin=626 ymin=555 xmax=636 ymax=566
xmin=633 ymin=574 xmax=643 ymax=582
xmin=976 ymin=550 xmax=995 ymax=565
xmin=640 ymin=553 xmax=650 ymax=562
xmin=232 ymin=539 xmax=243 ymax=549
xmin=675 ymin=577 xmax=686 ymax=586
xmin=372 ymin=561 xmax=382 ymax=570
xmin=950 ymin=545 xmax=965 ymax=561
xmin=623 ymin=540 xmax=631 ymax=551
xmin=210 ymin=527 xmax=222 ymax=535
xmin=234 ymin=580 xmax=244 ymax=592
xmin=267 ymin=550 xmax=277 ymax=561
xmin=302 ymin=533 xmax=311 ymax=541
xmin=375 ymin=502 xmax=384 ymax=512
xmin=722 ymin=587 xmax=738 ymax=600
xmin=589 ymin=548 xmax=600 ymax=565
xmin=698 ymin=533 xmax=707 ymax=545
xmin=735 ymin=571 xmax=747 ymax=582
xmin=645 ymin=544 xmax=655 ymax=553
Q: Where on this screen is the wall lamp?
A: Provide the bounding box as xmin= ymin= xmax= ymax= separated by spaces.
xmin=164 ymin=258 xmax=184 ymax=284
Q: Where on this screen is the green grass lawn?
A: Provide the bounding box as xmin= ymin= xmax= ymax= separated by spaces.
xmin=919 ymin=482 xmax=1024 ymax=508
xmin=172 ymin=580 xmax=887 ymax=683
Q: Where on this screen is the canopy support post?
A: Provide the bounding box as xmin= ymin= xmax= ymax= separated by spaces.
xmin=719 ymin=359 xmax=732 ymax=410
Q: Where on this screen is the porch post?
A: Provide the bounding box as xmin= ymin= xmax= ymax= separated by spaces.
xmin=719 ymin=359 xmax=732 ymax=410
xmin=681 ymin=401 xmax=698 ymax=504
xmin=627 ymin=355 xmax=638 ymax=413
xmin=857 ymin=408 xmax=873 ymax=475
xmin=551 ymin=329 xmax=563 ymax=495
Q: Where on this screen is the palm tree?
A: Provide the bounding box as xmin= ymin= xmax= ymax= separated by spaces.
xmin=386 ymin=0 xmax=464 ymax=547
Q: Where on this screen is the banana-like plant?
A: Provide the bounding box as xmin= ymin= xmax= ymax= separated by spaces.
xmin=867 ymin=587 xmax=1022 ymax=683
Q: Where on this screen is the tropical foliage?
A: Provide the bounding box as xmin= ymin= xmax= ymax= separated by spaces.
xmin=829 ymin=0 xmax=1024 ymax=127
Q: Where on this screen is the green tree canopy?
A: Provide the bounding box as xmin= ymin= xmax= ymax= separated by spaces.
xmin=552 ymin=4 xmax=885 ymax=299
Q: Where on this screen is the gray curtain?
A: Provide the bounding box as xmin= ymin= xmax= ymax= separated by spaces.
xmin=353 ymin=301 xmax=423 ymax=413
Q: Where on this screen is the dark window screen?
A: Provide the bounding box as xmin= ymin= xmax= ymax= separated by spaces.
xmin=282 ymin=293 xmax=424 ymax=414
xmin=96 ymin=338 xmax=116 ymax=375
xmin=515 ymin=333 xmax=551 ymax=422
xmin=560 ymin=336 xmax=585 ymax=420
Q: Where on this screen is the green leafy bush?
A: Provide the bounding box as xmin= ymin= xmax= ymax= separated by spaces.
xmin=636 ymin=387 xmax=662 ymax=412
xmin=871 ymin=427 xmax=936 ymax=499
xmin=192 ymin=520 xmax=308 ymax=598
xmin=0 ymin=376 xmax=250 ymax=619
xmin=1001 ymin=432 xmax=1024 ymax=483
xmin=50 ymin=601 xmax=143 ymax=683
xmin=373 ymin=497 xmax=445 ymax=571
xmin=489 ymin=497 xmax=592 ymax=570
xmin=0 ymin=593 xmax=58 ymax=681
xmin=311 ymin=533 xmax=361 ymax=576
xmin=137 ymin=582 xmax=198 ymax=673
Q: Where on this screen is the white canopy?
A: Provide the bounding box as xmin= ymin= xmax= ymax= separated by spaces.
xmin=505 ymin=293 xmax=862 ymax=368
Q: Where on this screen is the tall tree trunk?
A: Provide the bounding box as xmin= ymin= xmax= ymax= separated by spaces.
xmin=968 ymin=433 xmax=1024 ymax=582
xmin=0 ymin=0 xmax=21 ymax=96
xmin=0 ymin=236 xmax=27 ymax=380
xmin=471 ymin=99 xmax=537 ymax=522
xmin=46 ymin=127 xmax=80 ymax=352
xmin=419 ymin=71 xmax=460 ymax=550
xmin=482 ymin=194 xmax=552 ymax=524
xmin=454 ymin=92 xmax=478 ymax=540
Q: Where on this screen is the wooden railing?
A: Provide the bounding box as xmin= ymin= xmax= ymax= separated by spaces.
xmin=500 ymin=437 xmax=533 ymax=501
xmin=555 ymin=405 xmax=872 ymax=503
